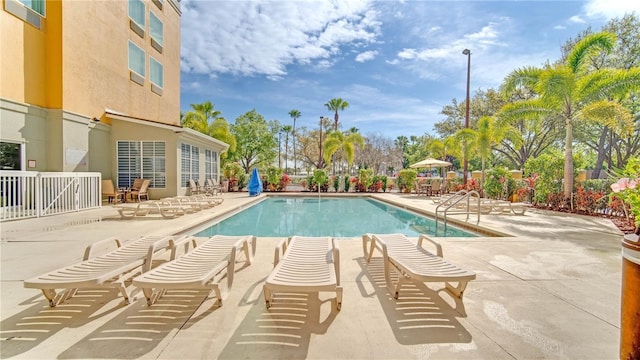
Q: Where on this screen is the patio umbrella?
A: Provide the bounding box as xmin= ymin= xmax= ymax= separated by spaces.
xmin=248 ymin=168 xmax=262 ymax=196
xmin=410 ymin=158 xmax=452 ymax=169
xmin=409 ymin=157 xmax=452 ymax=177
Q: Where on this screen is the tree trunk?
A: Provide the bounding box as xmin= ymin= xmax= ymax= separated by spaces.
xmin=592 ymin=126 xmax=608 ymax=179
xmin=564 ymin=120 xmax=574 ymax=199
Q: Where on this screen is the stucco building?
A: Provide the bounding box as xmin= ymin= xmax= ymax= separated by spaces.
xmin=1 ymin=0 xmax=227 ymax=199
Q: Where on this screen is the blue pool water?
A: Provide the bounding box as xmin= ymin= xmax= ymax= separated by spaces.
xmin=192 ymin=197 xmax=477 ymax=238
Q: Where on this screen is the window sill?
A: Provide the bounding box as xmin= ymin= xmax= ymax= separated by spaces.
xmin=130 ymin=19 xmax=145 ymax=38
xmin=130 ymin=71 xmax=145 ymax=86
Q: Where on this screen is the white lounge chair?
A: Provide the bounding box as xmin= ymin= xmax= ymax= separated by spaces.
xmin=263 ymin=236 xmax=343 ymax=310
xmin=362 ymin=233 xmax=476 ymax=308
xmin=24 ymin=235 xmax=174 ymax=307
xmin=114 ymin=200 xmax=187 ymax=219
xmin=133 ymin=235 xmax=255 ymax=306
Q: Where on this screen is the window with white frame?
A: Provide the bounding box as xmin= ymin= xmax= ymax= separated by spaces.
xmin=128 ymin=0 xmax=145 ymax=30
xmin=150 ymin=57 xmax=163 ymax=88
xmin=205 ymin=149 xmax=219 ymax=182
xmin=128 ymin=41 xmax=145 ymax=84
xmin=149 ymin=11 xmax=163 ymax=50
xmin=181 ymin=143 xmax=200 ymax=187
xmin=18 ymin=0 xmax=44 ymax=16
xmin=117 ymin=141 xmax=165 ymax=189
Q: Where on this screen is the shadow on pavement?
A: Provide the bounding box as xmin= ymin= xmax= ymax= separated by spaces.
xmin=356 ymin=257 xmax=472 ymax=345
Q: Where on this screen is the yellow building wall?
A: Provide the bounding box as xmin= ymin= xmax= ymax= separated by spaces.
xmin=60 ymin=1 xmax=181 ymax=126
xmin=0 ymin=0 xmax=49 ymax=106
xmin=1 ymin=0 xmax=181 ymax=124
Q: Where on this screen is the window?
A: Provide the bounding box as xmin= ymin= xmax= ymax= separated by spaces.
xmin=0 ymin=142 xmax=22 ymax=170
xmin=149 ymin=11 xmax=163 ymax=52
xmin=128 ymin=41 xmax=145 ymax=85
xmin=149 ymin=57 xmax=163 ymax=94
xmin=205 ymin=150 xmax=219 ymax=182
xmin=6 ymin=0 xmax=44 ymax=29
xmin=181 ymin=143 xmax=200 ymax=187
xmin=117 ymin=141 xmax=165 ymax=188
xmin=128 ymin=0 xmax=145 ymax=37
xmin=18 ymin=0 xmax=44 ymax=16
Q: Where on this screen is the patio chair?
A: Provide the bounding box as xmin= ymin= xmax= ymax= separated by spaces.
xmin=130 ymin=178 xmax=144 ymax=192
xmin=133 ymin=235 xmax=256 ymax=306
xmin=430 ymin=180 xmax=441 ymax=196
xmin=129 ymin=179 xmax=150 ymax=202
xmin=362 ymin=233 xmax=476 ymax=305
xmin=204 ymin=178 xmax=222 ymax=195
xmin=263 ymin=236 xmax=343 ymax=310
xmin=188 ymin=179 xmax=202 ymax=195
xmin=101 ymin=179 xmax=124 ymax=204
xmin=490 ymin=200 xmax=528 ymax=215
xmin=114 ymin=200 xmax=187 ymax=219
xmin=24 ymin=235 xmax=174 ymax=307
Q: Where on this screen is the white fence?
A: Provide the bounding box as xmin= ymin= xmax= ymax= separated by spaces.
xmin=0 ymin=171 xmax=101 ymax=221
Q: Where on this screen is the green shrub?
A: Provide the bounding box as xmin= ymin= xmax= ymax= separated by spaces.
xmin=398 ymin=169 xmax=417 ymax=193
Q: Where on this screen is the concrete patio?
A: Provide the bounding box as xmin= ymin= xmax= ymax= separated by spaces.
xmin=0 ymin=192 xmax=624 ymax=359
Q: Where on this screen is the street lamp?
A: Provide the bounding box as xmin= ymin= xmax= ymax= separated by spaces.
xmin=462 ymin=48 xmax=471 ymax=185
xmin=319 ymin=116 xmax=324 ymax=168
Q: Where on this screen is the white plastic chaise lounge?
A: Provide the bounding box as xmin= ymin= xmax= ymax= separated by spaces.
xmin=114 ymin=200 xmax=187 ymax=219
xmin=263 ymin=236 xmax=343 ymax=310
xmin=133 ymin=235 xmax=256 ymax=306
xmin=362 ymin=233 xmax=476 ymax=312
xmin=24 ymin=235 xmax=174 ymax=307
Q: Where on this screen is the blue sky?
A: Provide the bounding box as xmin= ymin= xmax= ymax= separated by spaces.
xmin=179 ymin=0 xmax=639 ymax=139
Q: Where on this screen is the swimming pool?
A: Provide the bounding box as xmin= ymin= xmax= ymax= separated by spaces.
xmin=192 ymin=197 xmax=476 ymax=238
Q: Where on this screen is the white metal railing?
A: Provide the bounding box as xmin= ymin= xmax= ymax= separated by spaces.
xmin=435 ymin=190 xmax=481 ymax=227
xmin=0 ymin=171 xmax=101 ymax=221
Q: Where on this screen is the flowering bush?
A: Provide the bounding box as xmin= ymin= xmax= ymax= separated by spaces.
xmin=610 ymin=157 xmax=640 ymax=228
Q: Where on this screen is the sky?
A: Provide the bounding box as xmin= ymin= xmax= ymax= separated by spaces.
xmin=179 ymin=0 xmax=639 ymax=139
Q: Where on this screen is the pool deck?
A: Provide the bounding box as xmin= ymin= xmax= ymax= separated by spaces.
xmin=0 ymin=192 xmax=625 ymax=359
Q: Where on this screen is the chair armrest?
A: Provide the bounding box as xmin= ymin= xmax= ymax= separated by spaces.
xmin=142 ymin=236 xmax=174 ymax=273
xmin=83 ymin=236 xmax=122 ymax=260
xmin=273 ymin=238 xmax=288 ymax=267
xmin=417 ymin=234 xmax=443 ymax=257
xmin=169 ymin=235 xmax=196 ymax=260
xmin=332 ymin=238 xmax=341 ymax=286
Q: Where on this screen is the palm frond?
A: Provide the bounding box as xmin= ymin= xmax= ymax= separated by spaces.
xmin=566 ymin=32 xmax=616 ymax=73
xmin=581 ymin=100 xmax=634 ymax=136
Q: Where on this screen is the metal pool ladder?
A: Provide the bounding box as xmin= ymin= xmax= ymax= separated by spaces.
xmin=435 ymin=190 xmax=481 ymax=227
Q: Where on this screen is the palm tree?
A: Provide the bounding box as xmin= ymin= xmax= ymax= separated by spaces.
xmin=182 ymin=101 xmax=236 ymax=160
xmin=475 ymin=116 xmax=522 ymax=191
xmin=182 ymin=101 xmax=222 ymax=134
xmin=449 ymin=128 xmax=476 ymax=186
xmin=281 ymin=125 xmax=293 ymax=171
xmin=288 ymin=109 xmax=301 ymax=175
xmin=323 ymin=130 xmax=365 ymax=173
xmin=499 ymin=32 xmax=638 ymax=198
xmin=324 ymin=98 xmax=349 ymax=131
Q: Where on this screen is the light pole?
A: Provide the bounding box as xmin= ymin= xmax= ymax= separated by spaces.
xmin=318 ymin=116 xmax=324 ymax=168
xmin=462 ymin=48 xmax=471 ymax=185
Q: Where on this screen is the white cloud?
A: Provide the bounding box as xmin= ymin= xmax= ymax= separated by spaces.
xmin=568 ymin=15 xmax=586 ymax=24
xmin=355 ymin=50 xmax=378 ymax=62
xmin=582 ymin=0 xmax=640 ymax=20
xmin=180 ymin=0 xmax=381 ymax=77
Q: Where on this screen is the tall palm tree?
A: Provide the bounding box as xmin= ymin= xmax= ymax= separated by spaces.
xmin=449 ymin=128 xmax=476 ymax=186
xmin=499 ymin=32 xmax=638 ymax=198
xmin=323 ymin=130 xmax=365 ymax=173
xmin=475 ymin=116 xmax=522 ymax=190
xmin=324 ymin=98 xmax=349 ymax=131
xmin=182 ymin=101 xmax=236 ymax=160
xmin=182 ymin=101 xmax=222 ymax=134
xmin=281 ymin=125 xmax=293 ymax=171
xmin=288 ymin=109 xmax=301 ymax=175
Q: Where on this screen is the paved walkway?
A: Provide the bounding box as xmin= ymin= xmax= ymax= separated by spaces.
xmin=0 ymin=192 xmax=624 ymax=359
